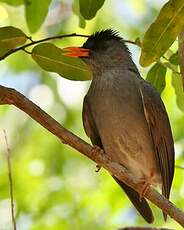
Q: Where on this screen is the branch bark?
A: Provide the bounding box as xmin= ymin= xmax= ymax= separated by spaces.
xmin=0 ymin=85 xmax=183 ymax=227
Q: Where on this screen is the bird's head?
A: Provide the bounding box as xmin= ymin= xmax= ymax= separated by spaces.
xmin=63 ymin=29 xmax=133 ymax=75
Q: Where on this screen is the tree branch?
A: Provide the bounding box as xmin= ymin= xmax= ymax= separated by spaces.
xmin=0 ymin=85 xmax=183 ymax=227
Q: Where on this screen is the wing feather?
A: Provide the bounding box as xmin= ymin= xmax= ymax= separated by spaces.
xmin=82 ymin=96 xmax=102 ymax=147
xmin=139 ymin=82 xmax=174 ymax=207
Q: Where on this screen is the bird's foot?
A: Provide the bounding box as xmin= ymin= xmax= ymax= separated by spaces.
xmin=91 ymin=146 xmax=103 ymax=173
xmin=95 ymin=164 xmax=101 ymax=172
xmin=91 ymin=145 xmax=104 ymax=156
xmin=139 ymin=170 xmax=156 ymax=201
xmin=139 ymin=181 xmax=150 ymax=201
xmin=138 ymin=176 xmax=152 ymax=201
xmin=61 ymin=139 xmax=67 ymax=144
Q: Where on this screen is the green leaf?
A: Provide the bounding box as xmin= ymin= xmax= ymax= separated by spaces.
xmin=169 ymin=51 xmax=179 ymax=65
xmin=31 ymin=43 xmax=92 ymax=81
xmin=79 ymin=16 xmax=86 ymax=28
xmin=146 ymin=63 xmax=167 ymax=94
xmin=172 ymin=72 xmax=184 ymax=111
xmin=72 ymin=0 xmax=86 ymax=28
xmin=25 ymin=0 xmax=52 ymax=33
xmin=0 ymin=26 xmax=27 ymax=57
xmin=0 ymin=0 xmax=23 ymax=5
xmin=140 ymin=0 xmax=184 ymax=67
xmin=178 ymin=31 xmax=184 ymax=88
xmin=79 ymin=0 xmax=105 ymax=20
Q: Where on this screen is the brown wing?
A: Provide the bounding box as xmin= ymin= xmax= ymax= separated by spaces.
xmin=82 ymin=96 xmax=102 ymax=147
xmin=82 ymin=95 xmax=154 ymax=223
xmin=139 ymin=81 xmax=175 ymax=216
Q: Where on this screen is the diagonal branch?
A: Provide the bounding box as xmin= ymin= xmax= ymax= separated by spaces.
xmin=0 ymin=85 xmax=184 ymax=227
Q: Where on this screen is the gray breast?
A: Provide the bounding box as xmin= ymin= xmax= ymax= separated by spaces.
xmin=87 ymin=69 xmax=160 ymax=182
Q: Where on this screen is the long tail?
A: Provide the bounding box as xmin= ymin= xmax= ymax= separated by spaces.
xmin=113 ymin=176 xmax=154 ymax=223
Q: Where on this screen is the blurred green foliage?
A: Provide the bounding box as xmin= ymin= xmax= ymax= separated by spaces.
xmin=0 ymin=0 xmax=184 ymax=230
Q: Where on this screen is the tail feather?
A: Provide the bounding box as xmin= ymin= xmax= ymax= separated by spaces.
xmin=162 ymin=186 xmax=168 ymax=221
xmin=113 ymin=176 xmax=154 ymax=223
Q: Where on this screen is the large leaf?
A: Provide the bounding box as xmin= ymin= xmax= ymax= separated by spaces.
xmin=172 ymin=72 xmax=184 ymax=111
xmin=0 ymin=0 xmax=23 ymax=5
xmin=25 ymin=0 xmax=52 ymax=33
xmin=79 ymin=0 xmax=105 ymax=20
xmin=0 ymin=26 xmax=27 ymax=57
xmin=31 ymin=43 xmax=92 ymax=81
xmin=146 ymin=63 xmax=167 ymax=94
xmin=72 ymin=0 xmax=86 ymax=28
xmin=140 ymin=0 xmax=184 ymax=67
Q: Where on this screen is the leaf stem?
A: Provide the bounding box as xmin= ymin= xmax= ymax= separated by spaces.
xmin=158 ymin=60 xmax=181 ymax=75
xmin=22 ymin=48 xmax=32 ymax=55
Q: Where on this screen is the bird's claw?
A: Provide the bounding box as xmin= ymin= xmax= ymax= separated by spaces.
xmin=139 ymin=180 xmax=150 ymax=201
xmin=95 ymin=164 xmax=101 ymax=172
xmin=61 ymin=139 xmax=67 ymax=144
xmin=91 ymin=145 xmax=104 ymax=156
xmin=91 ymin=146 xmax=103 ymax=173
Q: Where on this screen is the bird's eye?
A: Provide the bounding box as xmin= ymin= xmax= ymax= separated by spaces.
xmin=83 ymin=39 xmax=108 ymax=52
xmin=83 ymin=40 xmax=95 ymax=49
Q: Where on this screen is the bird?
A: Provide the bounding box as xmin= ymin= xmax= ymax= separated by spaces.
xmin=63 ymin=29 xmax=175 ymax=223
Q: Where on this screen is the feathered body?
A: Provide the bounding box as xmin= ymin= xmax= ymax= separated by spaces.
xmin=75 ymin=30 xmax=174 ymax=223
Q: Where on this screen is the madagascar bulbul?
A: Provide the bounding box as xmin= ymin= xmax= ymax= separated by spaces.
xmin=63 ymin=29 xmax=175 ymax=223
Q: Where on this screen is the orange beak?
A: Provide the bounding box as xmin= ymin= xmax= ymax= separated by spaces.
xmin=62 ymin=47 xmax=90 ymax=58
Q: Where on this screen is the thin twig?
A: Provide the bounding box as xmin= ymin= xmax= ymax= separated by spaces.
xmin=3 ymin=130 xmax=16 ymax=230
xmin=124 ymin=39 xmax=138 ymax=46
xmin=0 ymin=85 xmax=184 ymax=227
xmin=158 ymin=60 xmax=181 ymax=75
xmin=162 ymin=56 xmax=170 ymax=62
xmin=0 ymin=33 xmax=90 ymax=61
xmin=175 ymin=165 xmax=184 ymax=170
xmin=0 ymin=32 xmax=140 ymax=61
xmin=22 ymin=49 xmax=32 ymax=55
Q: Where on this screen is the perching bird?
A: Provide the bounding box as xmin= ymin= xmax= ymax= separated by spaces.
xmin=63 ymin=29 xmax=175 ymax=223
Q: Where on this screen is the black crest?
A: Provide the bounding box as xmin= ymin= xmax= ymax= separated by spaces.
xmin=82 ymin=29 xmax=123 ymax=50
xmin=90 ymin=29 xmax=122 ymax=42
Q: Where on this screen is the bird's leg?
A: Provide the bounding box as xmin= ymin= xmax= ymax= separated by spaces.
xmin=139 ymin=170 xmax=156 ymax=200
xmin=90 ymin=145 xmax=104 ymax=173
xmin=139 ymin=181 xmax=150 ymax=201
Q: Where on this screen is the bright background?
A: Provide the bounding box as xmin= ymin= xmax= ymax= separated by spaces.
xmin=0 ymin=0 xmax=184 ymax=229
